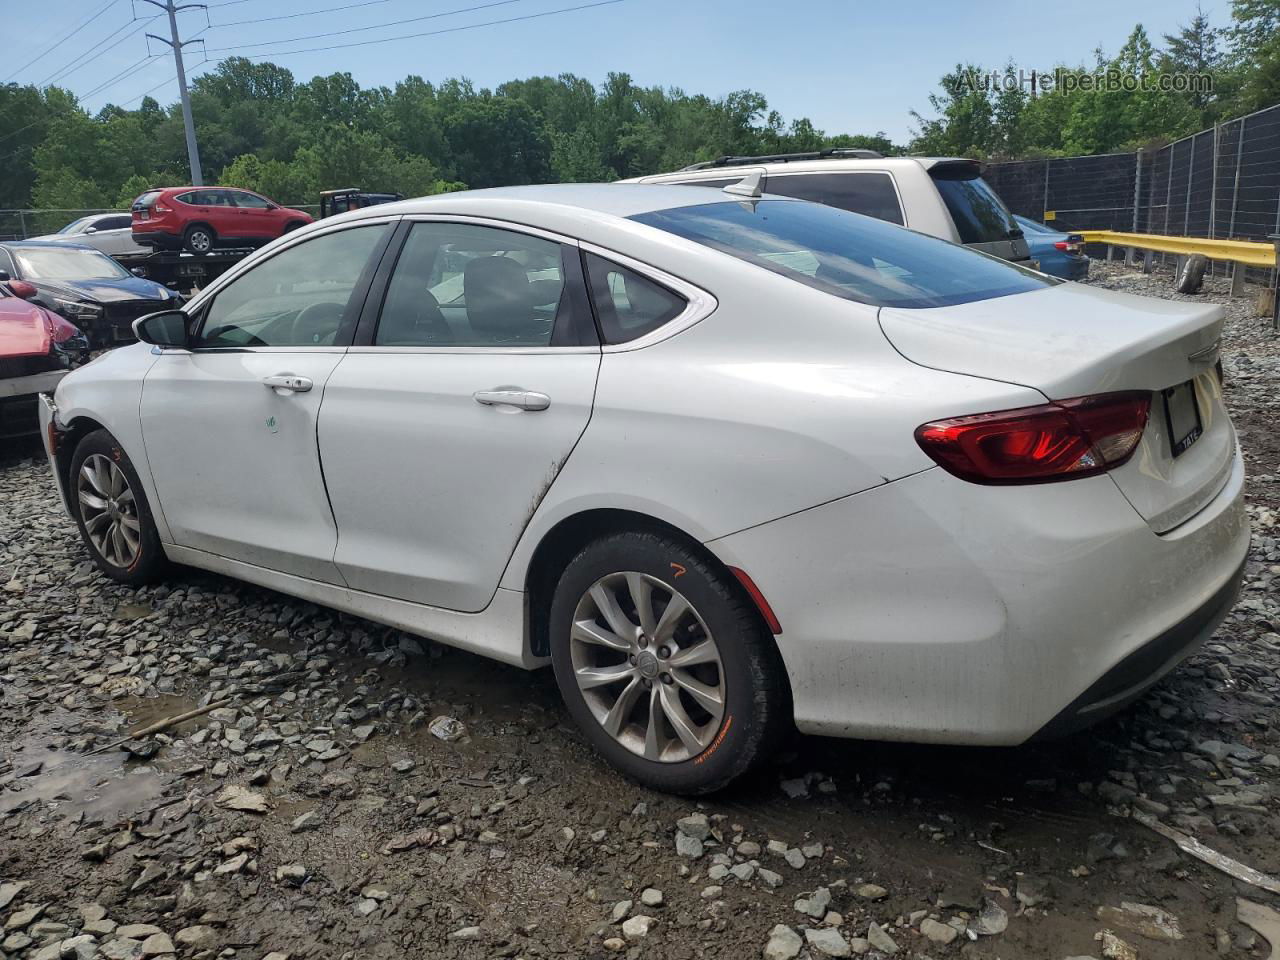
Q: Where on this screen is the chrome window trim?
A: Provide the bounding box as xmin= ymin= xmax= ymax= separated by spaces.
xmin=347 ymin=345 xmax=599 ymax=356
xmin=181 ymin=216 xmax=403 ymax=313
xmin=578 ymin=241 xmax=719 ymax=353
xmin=399 ymin=212 xmax=579 ymax=246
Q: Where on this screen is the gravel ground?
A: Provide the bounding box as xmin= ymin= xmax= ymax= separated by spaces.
xmin=2 ymin=262 xmax=1280 ymax=960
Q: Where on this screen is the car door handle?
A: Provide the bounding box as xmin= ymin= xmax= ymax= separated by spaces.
xmin=473 ymin=388 xmax=550 ymax=411
xmin=263 ymin=374 xmax=313 ymax=393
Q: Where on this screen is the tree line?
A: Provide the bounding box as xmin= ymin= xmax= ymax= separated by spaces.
xmin=0 ymin=0 xmax=1277 ymax=215
xmin=912 ymin=1 xmax=1280 ymax=159
xmin=0 ymin=63 xmax=893 ymax=214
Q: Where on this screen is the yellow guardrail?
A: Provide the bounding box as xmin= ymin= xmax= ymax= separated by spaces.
xmin=1078 ymin=230 xmax=1277 ymax=268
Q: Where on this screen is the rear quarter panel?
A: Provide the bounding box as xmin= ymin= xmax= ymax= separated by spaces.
xmin=500 ymin=248 xmax=1048 ymax=589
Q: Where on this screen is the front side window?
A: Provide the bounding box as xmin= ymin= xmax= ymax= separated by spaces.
xmin=584 ymin=253 xmax=686 ymax=343
xmin=632 ymin=200 xmax=1055 ymax=310
xmin=763 ymin=173 xmax=905 ymax=226
xmin=197 ymin=225 xmax=388 ymax=348
xmin=233 ymin=192 xmax=273 ymax=209
xmin=375 ymin=222 xmax=567 ymax=347
xmin=12 ymin=246 xmax=130 ymax=281
xmin=57 ymin=217 xmax=93 ymax=235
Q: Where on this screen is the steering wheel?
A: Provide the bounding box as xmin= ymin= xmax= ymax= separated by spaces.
xmin=290 ymin=301 xmax=345 ymax=346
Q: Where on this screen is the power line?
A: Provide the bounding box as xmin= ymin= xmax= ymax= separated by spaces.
xmin=216 ymin=0 xmax=397 ymax=28
xmin=78 ymin=55 xmax=164 ymax=103
xmin=228 ymin=0 xmax=624 ymax=59
xmin=40 ymin=17 xmax=161 ymax=88
xmin=4 ymin=0 xmax=122 ymax=82
xmin=206 ymin=0 xmax=525 ymax=51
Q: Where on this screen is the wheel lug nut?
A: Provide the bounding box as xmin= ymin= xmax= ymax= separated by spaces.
xmin=642 ymin=678 xmax=653 ymax=689
xmin=661 ymin=673 xmax=673 ymax=684
xmin=629 ymin=655 xmax=637 ymax=665
xmin=658 ymin=646 xmax=670 ymax=659
xmin=638 ymin=637 xmax=648 ymax=649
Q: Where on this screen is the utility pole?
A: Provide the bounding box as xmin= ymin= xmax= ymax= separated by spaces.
xmin=141 ymin=0 xmax=206 ymax=185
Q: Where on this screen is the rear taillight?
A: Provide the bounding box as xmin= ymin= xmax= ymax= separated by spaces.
xmin=915 ymin=392 xmax=1151 ymax=485
xmin=1054 ymin=238 xmax=1084 ymax=254
xmin=154 ymin=203 xmax=170 ymax=214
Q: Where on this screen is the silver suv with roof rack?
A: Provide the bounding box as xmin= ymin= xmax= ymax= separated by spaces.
xmin=621 ymin=149 xmax=1032 ymax=264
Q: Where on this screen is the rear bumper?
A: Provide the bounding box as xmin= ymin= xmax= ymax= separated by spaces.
xmin=707 ymin=447 xmax=1249 ymax=745
xmin=1030 ymin=554 xmax=1245 ymax=739
xmin=0 ymin=369 xmax=65 ymax=399
xmin=133 ymin=230 xmax=178 ymax=249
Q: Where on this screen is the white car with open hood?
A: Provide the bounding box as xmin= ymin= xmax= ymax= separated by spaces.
xmin=38 ymin=183 xmax=1248 ymax=794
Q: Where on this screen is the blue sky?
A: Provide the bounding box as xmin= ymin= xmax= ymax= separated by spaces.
xmin=9 ymin=0 xmax=1213 ymax=143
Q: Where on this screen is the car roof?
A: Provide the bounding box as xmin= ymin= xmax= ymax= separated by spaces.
xmin=342 ymin=183 xmax=751 ymax=223
xmin=2 ymin=240 xmax=100 ymax=250
xmin=644 ymin=156 xmax=980 ymax=177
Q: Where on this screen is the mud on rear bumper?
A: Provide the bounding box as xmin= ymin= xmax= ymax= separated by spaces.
xmin=1030 ymin=554 xmax=1247 ymax=740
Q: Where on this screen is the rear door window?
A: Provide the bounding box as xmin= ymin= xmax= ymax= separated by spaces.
xmin=763 ymin=173 xmax=905 ymax=225
xmin=930 ymin=167 xmax=1019 ymax=244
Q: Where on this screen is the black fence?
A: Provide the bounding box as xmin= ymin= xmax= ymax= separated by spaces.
xmin=986 ymin=103 xmax=1280 ymax=258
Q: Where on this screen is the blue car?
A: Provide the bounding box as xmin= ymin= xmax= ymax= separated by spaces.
xmin=1014 ymin=215 xmax=1090 ymax=280
xmin=0 ymin=241 xmax=182 ymax=348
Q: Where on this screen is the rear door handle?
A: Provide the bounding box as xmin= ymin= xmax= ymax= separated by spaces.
xmin=263 ymin=374 xmax=313 ymax=393
xmin=473 ymin=387 xmax=550 ymax=411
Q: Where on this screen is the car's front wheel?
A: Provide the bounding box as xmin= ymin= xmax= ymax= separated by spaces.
xmin=70 ymin=429 xmax=167 ymax=585
xmin=550 ymin=531 xmax=788 ymax=794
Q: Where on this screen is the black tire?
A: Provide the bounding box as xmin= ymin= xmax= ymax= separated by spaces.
xmin=283 ymin=220 xmax=305 ymax=234
xmin=1177 ymin=254 xmax=1208 ymax=294
xmin=69 ymin=429 xmax=168 ymax=586
xmin=183 ymin=224 xmax=215 ymax=255
xmin=549 ymin=531 xmax=789 ymax=794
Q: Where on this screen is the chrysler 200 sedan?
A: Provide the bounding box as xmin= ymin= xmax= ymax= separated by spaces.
xmin=38 ymin=183 xmax=1248 ymax=794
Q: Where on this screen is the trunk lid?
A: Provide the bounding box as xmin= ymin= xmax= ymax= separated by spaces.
xmin=880 ymin=282 xmax=1232 ymax=533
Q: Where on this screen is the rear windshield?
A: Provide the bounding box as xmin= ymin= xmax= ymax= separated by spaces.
xmin=133 ymin=191 xmax=162 ymax=209
xmin=930 ymin=167 xmax=1019 ymax=244
xmin=631 ymin=200 xmax=1054 ymax=309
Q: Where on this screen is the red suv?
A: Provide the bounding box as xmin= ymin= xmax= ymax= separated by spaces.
xmin=131 ymin=187 xmax=313 ymax=254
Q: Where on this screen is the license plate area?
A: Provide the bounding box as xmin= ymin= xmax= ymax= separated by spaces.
xmin=1163 ymin=380 xmax=1202 ymax=457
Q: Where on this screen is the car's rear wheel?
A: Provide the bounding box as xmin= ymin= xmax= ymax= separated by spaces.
xmin=183 ymin=224 xmax=215 ymax=255
xmin=70 ymin=429 xmax=167 ymax=585
xmin=283 ymin=220 xmax=305 ymax=234
xmin=549 ymin=531 xmax=788 ymax=794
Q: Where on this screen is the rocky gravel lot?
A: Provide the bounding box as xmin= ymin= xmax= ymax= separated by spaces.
xmin=2 ymin=262 xmax=1280 ymax=960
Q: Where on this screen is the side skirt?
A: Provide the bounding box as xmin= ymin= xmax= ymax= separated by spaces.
xmin=164 ymin=543 xmax=544 ymax=669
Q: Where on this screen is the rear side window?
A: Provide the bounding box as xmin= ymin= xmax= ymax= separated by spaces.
xmin=584 ymin=253 xmax=685 ymax=343
xmin=763 ymin=173 xmax=905 ymax=225
xmin=930 ymin=167 xmax=1019 ymax=244
xmin=632 ymin=200 xmax=1055 ymax=310
xmin=175 ymin=192 xmax=198 ymax=205
xmin=99 ymin=215 xmax=132 ymax=230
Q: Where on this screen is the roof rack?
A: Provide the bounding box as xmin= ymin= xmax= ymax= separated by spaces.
xmin=679 ymin=148 xmax=884 ymax=171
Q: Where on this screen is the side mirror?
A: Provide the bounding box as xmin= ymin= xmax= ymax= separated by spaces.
xmin=0 ymin=270 xmax=9 ymax=282
xmin=134 ymin=310 xmax=189 ymax=348
xmin=130 ymin=267 xmax=146 ymax=277
xmin=8 ymin=280 xmax=38 ymax=300
xmin=84 ymin=226 xmax=99 ymax=234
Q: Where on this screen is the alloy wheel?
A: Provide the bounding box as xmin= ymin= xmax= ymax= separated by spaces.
xmin=77 ymin=454 xmax=141 ymax=568
xmin=189 ymin=230 xmax=211 ymax=253
xmin=569 ymin=571 xmax=726 ymax=762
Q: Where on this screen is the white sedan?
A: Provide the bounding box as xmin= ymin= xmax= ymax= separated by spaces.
xmin=39 ymin=184 xmax=1249 ymax=794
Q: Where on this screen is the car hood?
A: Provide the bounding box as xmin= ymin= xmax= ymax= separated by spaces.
xmin=32 ymin=276 xmax=175 ymax=304
xmin=0 ymin=298 xmax=54 ymax=359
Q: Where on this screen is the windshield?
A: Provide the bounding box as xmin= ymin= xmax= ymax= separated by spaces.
xmin=631 ymin=200 xmax=1055 ymax=309
xmin=930 ymin=167 xmax=1020 ymax=244
xmin=56 ymin=217 xmax=92 ymax=235
xmin=13 ymin=246 xmax=132 ymax=281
